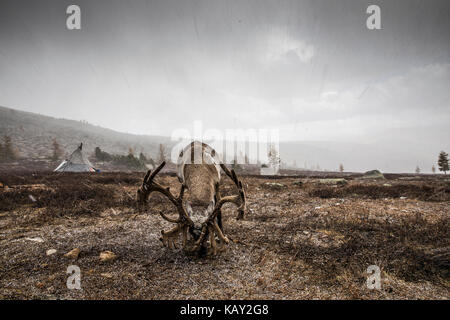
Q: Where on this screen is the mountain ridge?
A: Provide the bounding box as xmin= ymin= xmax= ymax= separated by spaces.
xmin=0 ymin=105 xmax=170 ymax=160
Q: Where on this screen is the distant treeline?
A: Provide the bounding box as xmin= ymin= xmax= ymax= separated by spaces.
xmin=94 ymin=146 xmax=155 ymax=170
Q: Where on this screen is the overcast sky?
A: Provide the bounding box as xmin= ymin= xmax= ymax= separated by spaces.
xmin=0 ymin=0 xmax=449 ymax=145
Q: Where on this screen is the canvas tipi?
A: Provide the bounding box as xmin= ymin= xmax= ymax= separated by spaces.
xmin=54 ymin=143 xmax=96 ymax=172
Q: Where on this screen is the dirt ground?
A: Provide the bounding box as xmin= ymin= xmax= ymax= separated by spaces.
xmin=0 ymin=171 xmax=449 ymax=299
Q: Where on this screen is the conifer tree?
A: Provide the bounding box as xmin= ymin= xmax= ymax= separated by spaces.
xmin=438 ymin=151 xmax=449 ymax=174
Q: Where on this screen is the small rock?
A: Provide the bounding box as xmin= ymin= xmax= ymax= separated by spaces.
xmin=100 ymin=273 xmax=114 ymax=278
xmin=64 ymin=248 xmax=80 ymax=259
xmin=46 ymin=249 xmax=57 ymax=256
xmin=400 ymin=196 xmax=407 ymax=200
xmin=99 ymin=251 xmax=117 ymax=262
xmin=25 ymin=237 xmax=44 ymax=243
xmin=361 ymin=170 xmax=385 ymax=180
xmin=28 ymin=195 xmax=37 ymax=202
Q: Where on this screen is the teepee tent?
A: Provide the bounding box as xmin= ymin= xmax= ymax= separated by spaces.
xmin=54 ymin=143 xmax=96 ymax=172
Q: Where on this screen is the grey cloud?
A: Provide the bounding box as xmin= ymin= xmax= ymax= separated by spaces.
xmin=0 ymin=0 xmax=449 ymax=155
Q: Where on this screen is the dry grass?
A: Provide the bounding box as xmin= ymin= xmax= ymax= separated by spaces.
xmin=0 ymin=172 xmax=448 ymax=299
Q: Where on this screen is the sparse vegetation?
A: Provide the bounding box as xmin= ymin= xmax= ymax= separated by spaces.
xmin=267 ymin=144 xmax=280 ymax=168
xmin=111 ymin=150 xmax=147 ymax=170
xmin=94 ymin=146 xmax=113 ymax=162
xmin=138 ymin=152 xmax=147 ymax=163
xmin=93 ymin=146 xmax=153 ymax=170
xmin=231 ymin=159 xmax=242 ymax=171
xmin=51 ymin=138 xmax=63 ymax=161
xmin=0 ymin=171 xmax=448 ymax=299
xmin=0 ymin=135 xmax=17 ymax=162
xmin=309 ymin=182 xmax=449 ymax=201
xmin=157 ymin=143 xmax=167 ymax=164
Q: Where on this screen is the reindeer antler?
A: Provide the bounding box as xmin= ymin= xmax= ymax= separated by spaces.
xmin=138 ymin=161 xmax=194 ymax=249
xmin=219 ymin=163 xmax=246 ymax=219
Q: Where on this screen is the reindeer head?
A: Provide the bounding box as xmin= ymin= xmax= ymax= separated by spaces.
xmin=177 ymin=142 xmax=221 ymax=229
xmin=185 ymin=200 xmax=215 ymax=230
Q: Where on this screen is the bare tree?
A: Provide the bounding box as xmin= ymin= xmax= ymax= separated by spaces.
xmin=415 ymin=166 xmax=420 ymax=174
xmin=244 ymin=153 xmax=249 ymax=165
xmin=432 ymin=165 xmax=436 ymax=174
xmin=51 ymin=138 xmax=62 ymax=161
xmin=139 ymin=152 xmax=147 ymax=163
xmin=267 ymin=144 xmax=280 ymax=167
xmin=1 ymin=135 xmax=17 ymax=161
xmin=339 ymin=163 xmax=344 ymax=173
xmin=157 ymin=144 xmax=166 ymax=164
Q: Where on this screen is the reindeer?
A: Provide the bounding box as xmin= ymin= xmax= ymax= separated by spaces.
xmin=137 ymin=141 xmax=246 ymax=254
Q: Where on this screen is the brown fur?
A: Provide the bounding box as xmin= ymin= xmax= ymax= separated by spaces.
xmin=183 ymin=164 xmax=219 ymax=206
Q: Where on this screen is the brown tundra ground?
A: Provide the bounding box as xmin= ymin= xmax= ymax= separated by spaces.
xmin=0 ymin=171 xmax=448 ymax=300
